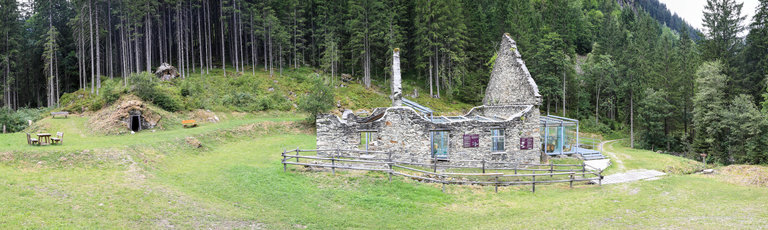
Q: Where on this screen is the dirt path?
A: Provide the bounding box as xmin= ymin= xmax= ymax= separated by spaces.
xmin=599 ymin=140 xmax=625 ymax=171
xmin=593 ymin=140 xmax=667 ymax=184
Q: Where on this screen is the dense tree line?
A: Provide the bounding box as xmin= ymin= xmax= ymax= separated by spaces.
xmin=1 ymin=0 xmax=768 ymax=164
xmin=635 ymin=0 xmax=702 ymax=40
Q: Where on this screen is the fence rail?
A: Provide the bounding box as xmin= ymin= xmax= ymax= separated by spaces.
xmin=281 ymin=148 xmax=603 ymax=193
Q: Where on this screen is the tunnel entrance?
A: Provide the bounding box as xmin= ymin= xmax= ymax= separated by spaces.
xmin=131 ymin=115 xmax=141 ymax=132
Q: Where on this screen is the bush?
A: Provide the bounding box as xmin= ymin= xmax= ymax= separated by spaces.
xmin=0 ymin=108 xmax=46 ymax=132
xmin=298 ymin=78 xmax=334 ymax=123
xmin=59 ymin=90 xmax=103 ymax=113
xmin=259 ymin=92 xmax=291 ymax=111
xmin=128 ymin=72 xmax=184 ymax=112
xmin=100 ymin=78 xmax=126 ymax=106
xmin=222 ymin=92 xmax=259 ymax=111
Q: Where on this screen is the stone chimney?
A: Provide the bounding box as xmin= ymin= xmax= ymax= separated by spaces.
xmin=392 ymin=48 xmax=403 ymax=106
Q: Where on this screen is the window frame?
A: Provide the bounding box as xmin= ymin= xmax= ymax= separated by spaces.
xmin=430 ymin=130 xmax=450 ymax=159
xmin=491 ymin=128 xmax=505 ymax=152
xmin=359 ymin=131 xmax=377 ymax=151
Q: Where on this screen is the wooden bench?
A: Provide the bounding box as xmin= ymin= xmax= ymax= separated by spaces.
xmin=51 ymin=111 xmax=69 ymax=118
xmin=182 ymin=120 xmax=198 ymax=128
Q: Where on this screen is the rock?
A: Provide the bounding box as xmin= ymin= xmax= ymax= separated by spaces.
xmin=186 ymin=137 xmax=203 ymax=148
xmin=268 ymin=87 xmax=274 ymax=92
xmin=701 ymin=169 xmax=715 ymax=174
xmin=131 ymin=131 xmax=135 ymax=134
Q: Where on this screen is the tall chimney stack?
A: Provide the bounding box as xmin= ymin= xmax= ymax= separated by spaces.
xmin=392 ymin=48 xmax=403 ymax=106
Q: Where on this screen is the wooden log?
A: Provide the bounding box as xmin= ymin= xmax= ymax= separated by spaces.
xmin=283 ymin=162 xmax=390 ymax=172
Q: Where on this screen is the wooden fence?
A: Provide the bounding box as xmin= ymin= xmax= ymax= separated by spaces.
xmin=281 ymin=148 xmax=603 ymax=193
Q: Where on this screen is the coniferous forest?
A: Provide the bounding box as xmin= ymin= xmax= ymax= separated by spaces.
xmin=1 ymin=0 xmax=768 ymax=164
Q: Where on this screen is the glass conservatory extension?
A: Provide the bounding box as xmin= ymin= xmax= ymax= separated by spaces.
xmin=540 ymin=115 xmax=601 ymax=156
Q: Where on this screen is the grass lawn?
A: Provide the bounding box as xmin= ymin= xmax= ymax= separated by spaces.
xmin=602 ymin=140 xmax=704 ymax=175
xmin=1 ymin=116 xmax=767 ymax=228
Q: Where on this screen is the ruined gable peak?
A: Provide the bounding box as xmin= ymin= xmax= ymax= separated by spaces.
xmin=482 ymin=33 xmax=542 ymax=106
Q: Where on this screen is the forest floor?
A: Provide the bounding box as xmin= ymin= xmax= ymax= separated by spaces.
xmin=1 ymin=114 xmax=768 ymax=229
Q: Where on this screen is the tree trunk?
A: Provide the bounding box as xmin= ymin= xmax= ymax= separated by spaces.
xmin=263 ymin=9 xmax=267 ymax=71
xmin=89 ymin=0 xmax=94 ymax=94
xmin=562 ymin=69 xmax=566 ymax=117
xmin=595 ymin=83 xmax=599 ymax=125
xmin=178 ymin=4 xmax=184 ymax=78
xmin=630 ymin=88 xmax=634 ymax=149
xmin=146 ymin=11 xmax=151 ymax=73
xmin=232 ymin=0 xmax=238 ymax=73
xmin=198 ymin=4 xmax=204 ymax=75
xmin=96 ymin=4 xmax=101 ymax=95
xmin=428 ymin=56 xmax=433 ymax=97
xmin=250 ymin=10 xmax=255 ymax=76
xmin=108 ymin=0 xmax=113 ymax=79
xmin=220 ymin=0 xmax=226 ymax=77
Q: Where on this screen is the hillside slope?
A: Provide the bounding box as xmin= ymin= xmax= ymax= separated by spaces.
xmin=57 ymin=68 xmax=475 ymax=118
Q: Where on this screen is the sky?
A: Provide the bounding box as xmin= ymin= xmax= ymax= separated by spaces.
xmin=658 ymin=0 xmax=760 ymax=34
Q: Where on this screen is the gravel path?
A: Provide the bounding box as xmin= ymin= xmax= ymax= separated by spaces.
xmin=595 ymin=169 xmax=666 ymax=185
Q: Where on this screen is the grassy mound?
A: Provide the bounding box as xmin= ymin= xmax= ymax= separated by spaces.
xmin=55 ymin=68 xmax=475 ymax=119
xmin=88 ymin=95 xmax=180 ymax=135
xmin=717 ymin=165 xmax=768 ymax=187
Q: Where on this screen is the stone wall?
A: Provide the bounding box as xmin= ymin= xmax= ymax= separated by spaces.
xmin=482 ymin=34 xmax=542 ymax=106
xmin=316 ymin=107 xmax=541 ymax=167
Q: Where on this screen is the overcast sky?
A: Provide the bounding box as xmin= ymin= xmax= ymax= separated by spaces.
xmin=658 ymin=0 xmax=760 ymax=34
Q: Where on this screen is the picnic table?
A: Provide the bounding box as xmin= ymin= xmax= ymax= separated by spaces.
xmin=37 ymin=133 xmax=52 ymax=145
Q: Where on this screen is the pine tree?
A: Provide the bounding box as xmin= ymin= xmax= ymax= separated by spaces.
xmin=531 ymin=32 xmax=568 ymax=115
xmin=693 ymin=62 xmax=729 ymax=163
xmin=702 ymin=0 xmax=746 ymax=92
xmin=743 ymin=0 xmax=768 ymax=101
xmin=347 ymin=0 xmax=384 ymax=89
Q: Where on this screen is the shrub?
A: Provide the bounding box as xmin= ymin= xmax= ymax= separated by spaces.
xmin=222 ymin=92 xmax=258 ymax=111
xmin=128 ymin=72 xmax=184 ymax=112
xmin=100 ymin=78 xmax=126 ymax=106
xmin=59 ymin=90 xmax=103 ymax=113
xmin=0 ymin=107 xmax=46 ymax=132
xmin=259 ymin=92 xmax=291 ymax=111
xmin=298 ymin=78 xmax=334 ymax=124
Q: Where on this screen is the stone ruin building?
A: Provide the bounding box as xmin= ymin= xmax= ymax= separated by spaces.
xmin=155 ymin=63 xmax=180 ymax=81
xmin=316 ymin=34 xmax=542 ymax=166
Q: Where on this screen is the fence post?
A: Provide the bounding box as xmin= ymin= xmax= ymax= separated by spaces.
xmin=331 ymin=157 xmax=336 ymax=176
xmin=296 ymin=147 xmax=300 ymax=163
xmin=441 ymin=175 xmax=445 ymax=193
xmin=482 ymin=160 xmax=486 ymax=174
xmin=494 ymin=175 xmax=499 ymax=193
xmin=433 ymin=155 xmax=437 ymax=173
xmin=550 ymin=163 xmax=554 ymax=178
xmin=582 ymin=163 xmax=586 ymax=177
xmin=569 ymin=172 xmax=574 ymax=188
xmin=532 ymin=175 xmax=536 ymax=193
xmin=599 ymin=172 xmax=603 ymax=186
xmin=282 ymin=148 xmax=287 ymax=172
xmin=388 ymin=163 xmax=392 ymax=182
